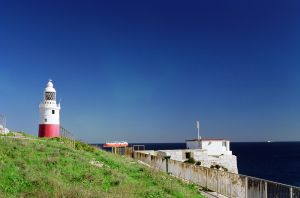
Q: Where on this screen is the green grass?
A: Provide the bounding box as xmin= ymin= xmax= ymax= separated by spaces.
xmin=0 ymin=136 xmax=203 ymax=198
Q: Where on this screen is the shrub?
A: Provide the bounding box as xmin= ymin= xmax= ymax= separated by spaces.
xmin=195 ymin=161 xmax=201 ymax=166
xmin=75 ymin=141 xmax=97 ymax=153
xmin=210 ymin=164 xmax=228 ymax=171
xmin=184 ymin=157 xmax=195 ymax=164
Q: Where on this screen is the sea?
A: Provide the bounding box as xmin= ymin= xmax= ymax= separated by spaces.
xmin=93 ymin=142 xmax=300 ymax=187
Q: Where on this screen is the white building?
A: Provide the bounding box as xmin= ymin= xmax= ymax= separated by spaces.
xmin=0 ymin=114 xmax=8 ymax=134
xmin=0 ymin=124 xmax=9 ymax=134
xmin=142 ymin=138 xmax=238 ymax=173
xmin=186 ymin=138 xmax=232 ymax=155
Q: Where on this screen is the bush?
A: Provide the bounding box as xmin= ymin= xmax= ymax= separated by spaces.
xmin=184 ymin=157 xmax=195 ymax=164
xmin=75 ymin=141 xmax=97 ymax=153
xmin=49 ymin=137 xmax=97 ymax=153
xmin=0 ymin=132 xmax=15 ymax=137
xmin=210 ymin=164 xmax=228 ymax=171
xmin=195 ymin=161 xmax=201 ymax=166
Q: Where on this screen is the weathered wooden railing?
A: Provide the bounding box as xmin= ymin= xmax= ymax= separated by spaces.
xmin=60 ymin=126 xmax=75 ymax=148
xmin=134 ymin=151 xmax=300 ymax=198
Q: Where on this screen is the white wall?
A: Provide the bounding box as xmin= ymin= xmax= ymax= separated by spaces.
xmin=39 ymin=103 xmax=60 ymax=124
xmin=157 ymin=150 xmax=184 ymax=161
xmin=154 ymin=149 xmax=238 ymax=173
xmin=186 ymin=141 xmax=202 ymax=149
xmin=0 ymin=125 xmax=9 ymax=134
xmin=186 ymin=140 xmax=232 ymax=155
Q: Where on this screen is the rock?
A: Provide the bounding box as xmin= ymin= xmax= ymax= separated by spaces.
xmin=90 ymin=160 xmax=104 ymax=168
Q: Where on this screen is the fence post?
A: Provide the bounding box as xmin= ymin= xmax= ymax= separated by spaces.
xmin=290 ymin=187 xmax=293 ymax=198
xmin=217 ymin=170 xmax=219 ymax=196
xmin=265 ymin=181 xmax=267 ymax=198
xmin=245 ymin=176 xmax=248 ymax=198
xmin=206 ymin=168 xmax=208 ymax=189
xmin=165 ymin=156 xmax=170 ymax=174
xmin=197 ymin=166 xmax=200 ymax=186
xmin=189 ymin=164 xmax=192 ymax=182
xmin=230 ymin=173 xmax=232 ymax=198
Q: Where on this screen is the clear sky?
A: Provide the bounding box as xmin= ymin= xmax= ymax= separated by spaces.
xmin=0 ymin=0 xmax=300 ymax=143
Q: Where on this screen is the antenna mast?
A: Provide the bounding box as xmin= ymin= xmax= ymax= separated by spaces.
xmin=196 ymin=121 xmax=201 ymax=140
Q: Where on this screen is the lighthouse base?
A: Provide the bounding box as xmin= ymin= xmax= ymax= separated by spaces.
xmin=39 ymin=124 xmax=60 ymax=138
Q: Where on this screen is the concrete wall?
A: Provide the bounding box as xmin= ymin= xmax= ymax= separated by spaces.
xmin=135 ymin=151 xmax=245 ymax=197
xmin=154 ymin=149 xmax=238 ymax=173
xmin=157 ymin=150 xmax=184 ymax=162
xmin=134 ymin=151 xmax=300 ymax=198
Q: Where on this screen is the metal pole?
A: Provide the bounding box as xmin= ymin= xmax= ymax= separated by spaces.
xmin=196 ymin=121 xmax=200 ymax=139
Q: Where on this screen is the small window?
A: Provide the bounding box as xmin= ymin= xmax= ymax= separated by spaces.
xmin=44 ymin=118 xmax=47 ymax=122
xmin=52 ymin=110 xmax=55 ymax=114
xmin=185 ymin=152 xmax=191 ymax=159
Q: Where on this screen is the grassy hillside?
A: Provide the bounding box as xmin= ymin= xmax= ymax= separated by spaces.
xmin=0 ymin=135 xmax=203 ymax=198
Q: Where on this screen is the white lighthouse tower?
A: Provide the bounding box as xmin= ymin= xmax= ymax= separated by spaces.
xmin=38 ymin=80 xmax=61 ymax=138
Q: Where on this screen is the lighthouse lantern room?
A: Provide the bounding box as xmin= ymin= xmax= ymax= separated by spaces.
xmin=38 ymin=80 xmax=61 ymax=138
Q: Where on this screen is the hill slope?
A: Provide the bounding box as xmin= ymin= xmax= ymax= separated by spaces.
xmin=0 ymin=136 xmax=203 ymax=198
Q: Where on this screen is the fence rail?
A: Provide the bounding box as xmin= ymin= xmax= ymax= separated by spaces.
xmin=60 ymin=126 xmax=75 ymax=148
xmin=134 ymin=151 xmax=300 ymax=198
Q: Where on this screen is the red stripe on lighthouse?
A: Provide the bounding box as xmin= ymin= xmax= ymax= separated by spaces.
xmin=38 ymin=124 xmax=60 ymax=138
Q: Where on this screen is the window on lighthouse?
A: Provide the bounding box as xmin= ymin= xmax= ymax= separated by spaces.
xmin=52 ymin=110 xmax=55 ymax=114
xmin=45 ymin=92 xmax=56 ymax=100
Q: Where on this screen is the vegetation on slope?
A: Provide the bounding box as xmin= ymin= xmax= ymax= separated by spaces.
xmin=0 ymin=135 xmax=203 ymax=198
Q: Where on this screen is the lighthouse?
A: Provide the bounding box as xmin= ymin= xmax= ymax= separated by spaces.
xmin=38 ymin=80 xmax=61 ymax=138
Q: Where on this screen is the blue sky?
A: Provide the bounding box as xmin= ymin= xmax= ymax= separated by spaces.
xmin=0 ymin=0 xmax=300 ymax=143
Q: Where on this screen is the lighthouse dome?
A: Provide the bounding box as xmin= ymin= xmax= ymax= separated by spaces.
xmin=47 ymin=80 xmax=53 ymax=87
xmin=44 ymin=80 xmax=56 ymax=101
xmin=45 ymin=80 xmax=56 ymax=92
